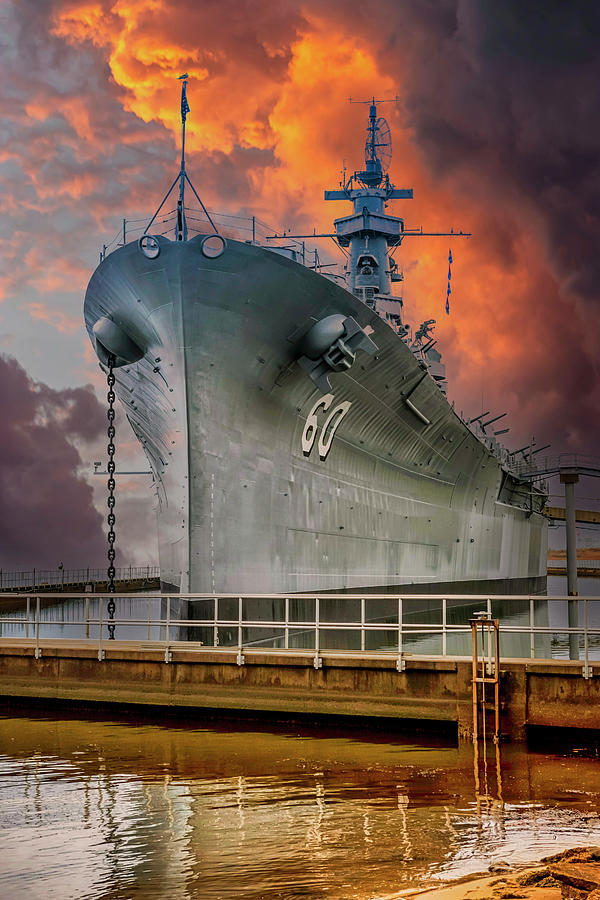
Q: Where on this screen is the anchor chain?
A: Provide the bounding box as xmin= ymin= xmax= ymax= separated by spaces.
xmin=106 ymin=355 xmax=117 ymax=639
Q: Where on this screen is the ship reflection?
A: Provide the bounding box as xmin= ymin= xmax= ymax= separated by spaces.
xmin=2 ymin=713 xmax=600 ymax=898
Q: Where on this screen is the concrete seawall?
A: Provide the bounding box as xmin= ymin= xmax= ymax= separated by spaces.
xmin=1 ymin=641 xmax=599 ymax=740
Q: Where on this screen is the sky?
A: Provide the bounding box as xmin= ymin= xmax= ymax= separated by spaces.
xmin=0 ymin=0 xmax=599 ymax=569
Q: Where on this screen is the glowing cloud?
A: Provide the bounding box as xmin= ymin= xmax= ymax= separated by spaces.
xmin=2 ymin=0 xmax=599 ymax=490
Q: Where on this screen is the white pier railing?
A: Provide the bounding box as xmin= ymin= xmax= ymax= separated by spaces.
xmin=0 ymin=593 xmax=599 ymax=678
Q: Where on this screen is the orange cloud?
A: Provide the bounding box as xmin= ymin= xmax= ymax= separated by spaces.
xmin=51 ymin=2 xmax=115 ymax=45
xmin=51 ymin=0 xmax=296 ymax=154
xmin=2 ymin=0 xmax=595 ymax=460
xmin=25 ymin=302 xmax=82 ymax=334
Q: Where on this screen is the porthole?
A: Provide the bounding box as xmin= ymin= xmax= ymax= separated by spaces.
xmin=201 ymin=234 xmax=226 ymax=258
xmin=138 ymin=235 xmax=160 ymax=259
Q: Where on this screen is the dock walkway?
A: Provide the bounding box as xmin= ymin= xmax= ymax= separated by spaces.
xmin=1 ymin=592 xmax=600 ymax=741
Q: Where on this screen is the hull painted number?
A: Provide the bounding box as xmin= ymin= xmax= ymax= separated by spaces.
xmin=302 ymin=393 xmax=352 ymax=460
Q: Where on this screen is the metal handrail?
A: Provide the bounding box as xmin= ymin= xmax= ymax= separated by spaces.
xmin=0 ymin=566 xmax=159 ymax=590
xmin=0 ymin=592 xmax=598 ymax=677
xmin=0 ymin=590 xmax=586 ymax=599
xmin=512 ymin=452 xmax=600 ymax=479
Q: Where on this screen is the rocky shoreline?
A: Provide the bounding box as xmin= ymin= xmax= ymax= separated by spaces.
xmin=383 ymin=847 xmax=600 ymax=900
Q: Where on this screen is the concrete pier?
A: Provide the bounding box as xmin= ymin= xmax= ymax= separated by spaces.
xmin=1 ymin=640 xmax=599 ymax=741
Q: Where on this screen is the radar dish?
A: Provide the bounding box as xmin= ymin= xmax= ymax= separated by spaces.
xmin=359 ymin=108 xmax=393 ymax=186
xmin=375 ymin=117 xmax=392 ymax=172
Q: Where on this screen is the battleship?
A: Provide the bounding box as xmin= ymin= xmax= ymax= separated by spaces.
xmin=84 ymin=83 xmax=547 ymax=596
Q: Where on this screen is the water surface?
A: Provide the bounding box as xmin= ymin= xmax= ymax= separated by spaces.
xmin=1 ymin=711 xmax=600 ymax=899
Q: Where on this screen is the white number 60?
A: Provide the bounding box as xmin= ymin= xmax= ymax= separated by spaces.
xmin=301 ymin=393 xmax=352 ymax=460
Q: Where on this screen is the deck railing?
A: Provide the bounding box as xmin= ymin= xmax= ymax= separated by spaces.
xmin=0 ymin=566 xmax=160 ymax=590
xmin=101 ymin=207 xmax=331 ymax=272
xmin=511 ymin=452 xmax=600 ymax=480
xmin=0 ymin=593 xmax=598 ymax=678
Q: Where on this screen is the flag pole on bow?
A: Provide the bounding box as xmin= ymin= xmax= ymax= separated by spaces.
xmin=176 ymin=73 xmax=190 ymax=242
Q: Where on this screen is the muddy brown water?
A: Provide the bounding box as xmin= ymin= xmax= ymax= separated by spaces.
xmin=1 ymin=708 xmax=600 ymax=899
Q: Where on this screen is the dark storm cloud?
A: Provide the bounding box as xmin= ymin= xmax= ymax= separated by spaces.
xmin=1 ymin=0 xmax=303 ymax=566
xmin=188 ymin=145 xmax=279 ymax=204
xmin=2 ymin=0 xmax=599 ymax=506
xmin=395 ymin=0 xmax=600 ymax=304
xmin=0 ymin=354 xmax=108 ymax=568
xmin=319 ymin=0 xmax=600 ymax=452
xmin=0 ymin=0 xmax=292 ymax=302
xmin=331 ymin=0 xmax=600 ymax=295
xmin=0 ymin=2 xmax=170 ymax=309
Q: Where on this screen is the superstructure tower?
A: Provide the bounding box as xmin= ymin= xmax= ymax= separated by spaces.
xmin=325 ymin=100 xmax=411 ymax=304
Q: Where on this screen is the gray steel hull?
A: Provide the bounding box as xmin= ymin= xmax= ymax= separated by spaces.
xmin=84 ymin=235 xmax=547 ymax=594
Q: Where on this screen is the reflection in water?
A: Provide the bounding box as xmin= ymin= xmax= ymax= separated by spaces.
xmin=473 ymin=738 xmax=504 ymax=816
xmin=1 ymin=712 xmax=600 ymax=899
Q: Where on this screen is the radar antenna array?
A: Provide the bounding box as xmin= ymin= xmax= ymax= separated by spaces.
xmin=349 ymin=96 xmax=398 ymax=187
xmin=367 ymin=116 xmax=392 ymax=174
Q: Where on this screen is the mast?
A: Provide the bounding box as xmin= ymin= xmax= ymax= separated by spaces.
xmin=326 ymin=99 xmax=409 ymax=299
xmin=363 ymin=99 xmax=383 ymax=186
xmin=264 ymin=98 xmax=470 ymax=305
xmin=141 ymin=76 xmax=220 ymax=241
xmin=321 ymin=99 xmax=470 ymax=301
xmin=176 ymin=73 xmax=189 ymax=242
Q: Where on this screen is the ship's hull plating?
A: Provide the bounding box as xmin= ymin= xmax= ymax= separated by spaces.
xmin=84 ymin=235 xmax=547 ymax=594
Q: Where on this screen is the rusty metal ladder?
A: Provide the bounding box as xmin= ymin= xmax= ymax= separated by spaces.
xmin=470 ymin=613 xmax=503 ymax=809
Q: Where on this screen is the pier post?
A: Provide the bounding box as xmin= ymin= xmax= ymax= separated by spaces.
xmin=561 ymin=472 xmax=579 ymax=660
